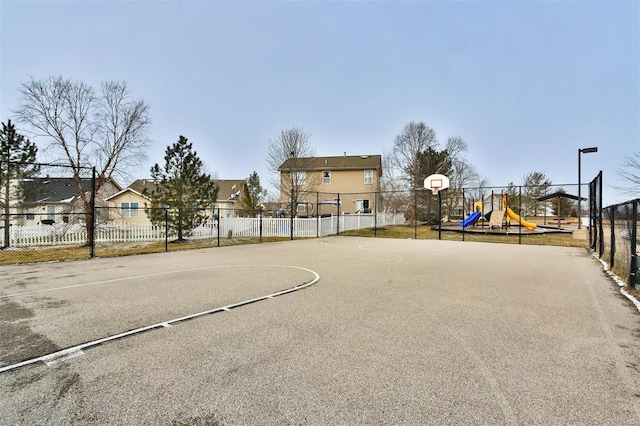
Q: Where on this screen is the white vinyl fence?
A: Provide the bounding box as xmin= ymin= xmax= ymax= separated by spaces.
xmin=0 ymin=213 xmax=405 ymax=247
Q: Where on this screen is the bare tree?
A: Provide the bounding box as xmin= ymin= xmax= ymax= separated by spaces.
xmin=390 ymin=121 xmax=437 ymax=190
xmin=616 ymin=151 xmax=640 ymax=196
xmin=266 ymin=127 xmax=317 ymax=215
xmin=14 ymin=76 xmax=151 ymax=243
xmin=444 ymin=156 xmax=478 ymax=220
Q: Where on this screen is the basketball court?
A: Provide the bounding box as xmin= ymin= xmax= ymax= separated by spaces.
xmin=1 ymin=236 xmax=639 ymax=425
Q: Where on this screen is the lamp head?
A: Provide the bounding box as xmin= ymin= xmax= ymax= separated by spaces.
xmin=580 ymin=147 xmax=598 ymax=154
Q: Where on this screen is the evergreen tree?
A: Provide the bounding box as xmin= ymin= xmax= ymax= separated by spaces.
xmin=1 ymin=119 xmax=39 ymax=248
xmin=522 ymin=171 xmax=551 ymax=216
xmin=552 ymin=188 xmax=576 ymax=218
xmin=240 ymin=171 xmax=267 ymax=217
xmin=146 ymin=136 xmax=218 ymax=241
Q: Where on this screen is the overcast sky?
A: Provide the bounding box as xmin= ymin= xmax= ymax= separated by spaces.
xmin=1 ymin=0 xmax=638 ymax=205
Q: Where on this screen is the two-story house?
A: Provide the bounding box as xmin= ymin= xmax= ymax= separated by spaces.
xmin=278 ymin=154 xmax=382 ymax=217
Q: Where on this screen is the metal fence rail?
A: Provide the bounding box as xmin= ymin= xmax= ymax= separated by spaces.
xmin=600 ymin=199 xmax=639 ymax=288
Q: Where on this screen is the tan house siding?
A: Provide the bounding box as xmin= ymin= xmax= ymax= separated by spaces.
xmin=279 ymin=155 xmax=382 ymax=216
xmin=105 ymin=188 xmax=152 ymax=225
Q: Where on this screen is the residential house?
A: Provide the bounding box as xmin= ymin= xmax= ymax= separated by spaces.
xmin=104 ymin=179 xmax=156 ymax=224
xmin=106 ymin=178 xmax=248 ymax=224
xmin=16 ymin=177 xmax=121 ymax=225
xmin=278 ymin=154 xmax=382 ymax=217
xmin=214 ymin=179 xmax=247 ymax=218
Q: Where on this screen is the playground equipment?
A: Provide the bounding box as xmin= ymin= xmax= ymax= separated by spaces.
xmin=461 ymin=194 xmax=537 ymax=231
xmin=458 ymin=211 xmax=482 ymax=227
xmin=505 ymin=207 xmax=536 ymax=231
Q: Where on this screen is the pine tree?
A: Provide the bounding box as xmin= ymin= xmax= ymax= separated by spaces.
xmin=1 ymin=120 xmax=39 ymax=248
xmin=146 ymin=136 xmax=218 ymax=241
xmin=240 ymin=171 xmax=267 ymax=217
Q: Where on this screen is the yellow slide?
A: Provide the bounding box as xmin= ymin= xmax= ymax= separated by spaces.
xmin=505 ymin=208 xmax=537 ymax=231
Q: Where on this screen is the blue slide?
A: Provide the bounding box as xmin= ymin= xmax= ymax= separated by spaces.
xmin=458 ymin=211 xmax=482 ymax=228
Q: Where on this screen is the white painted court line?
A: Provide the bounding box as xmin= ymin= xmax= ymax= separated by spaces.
xmin=1 ymin=264 xmax=308 ymax=299
xmin=0 ymin=266 xmax=319 ymax=374
xmin=321 ymin=238 xmax=464 ymax=252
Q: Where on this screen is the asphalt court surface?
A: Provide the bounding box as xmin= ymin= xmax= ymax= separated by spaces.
xmin=1 ymin=237 xmax=640 ymax=425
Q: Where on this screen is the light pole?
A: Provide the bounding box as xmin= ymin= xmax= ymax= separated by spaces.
xmin=578 ymin=147 xmax=598 ymax=229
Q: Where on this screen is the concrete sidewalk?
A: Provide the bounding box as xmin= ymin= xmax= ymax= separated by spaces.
xmin=1 ymin=237 xmax=639 ymax=425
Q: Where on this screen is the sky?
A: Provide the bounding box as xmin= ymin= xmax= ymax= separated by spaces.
xmin=1 ymin=0 xmax=638 ymax=206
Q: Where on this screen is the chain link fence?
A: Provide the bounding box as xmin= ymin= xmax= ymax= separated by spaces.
xmin=0 ymin=161 xmax=96 ymax=263
xmin=1 ymin=161 xmax=608 ymax=266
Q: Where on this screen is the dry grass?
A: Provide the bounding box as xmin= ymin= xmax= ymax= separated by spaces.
xmin=339 ymin=224 xmax=589 ymax=248
xmin=0 ymin=237 xmax=295 ymax=265
xmin=0 ymin=246 xmax=91 ymax=264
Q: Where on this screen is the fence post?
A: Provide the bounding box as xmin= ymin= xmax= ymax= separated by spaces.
xmin=259 ymin=210 xmax=263 ymax=243
xmin=518 ymin=186 xmax=522 ymax=245
xmin=631 ymin=200 xmax=638 ymax=289
xmin=90 ymin=167 xmax=96 ymax=257
xmin=414 ymin=189 xmax=418 ymax=240
xmin=598 ymin=171 xmax=604 ymax=257
xmin=374 ymin=191 xmax=378 ymax=238
xmin=337 ymin=193 xmax=340 ymax=235
xmin=609 ymin=207 xmax=615 ymax=269
xmin=462 ymin=188 xmax=465 ymax=242
xmin=164 ymin=208 xmax=168 ymax=252
xmin=216 ymin=208 xmax=220 ymax=247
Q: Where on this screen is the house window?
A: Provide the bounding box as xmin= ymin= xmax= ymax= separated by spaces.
xmin=292 ymin=171 xmax=306 ymax=185
xmin=62 ymin=206 xmax=70 ymax=224
xmin=364 ymin=169 xmax=373 ymax=185
xmin=26 ymin=207 xmax=35 ymax=220
xmin=322 ymin=170 xmax=331 ymax=185
xmin=364 ymin=169 xmax=374 ymax=185
xmin=121 ymin=202 xmax=139 ymax=218
xmin=47 ymin=205 xmax=56 ymax=220
xmin=297 ymin=203 xmax=307 ymax=213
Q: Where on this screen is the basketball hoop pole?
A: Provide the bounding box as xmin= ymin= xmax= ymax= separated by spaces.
xmin=438 ymin=190 xmax=442 ymax=240
xmin=424 ymin=174 xmax=449 ymax=241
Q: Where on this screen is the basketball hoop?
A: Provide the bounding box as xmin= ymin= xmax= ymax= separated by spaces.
xmin=424 ymin=174 xmax=449 ymax=195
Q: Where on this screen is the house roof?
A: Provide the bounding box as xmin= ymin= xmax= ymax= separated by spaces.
xmin=22 ymin=178 xmax=92 ymax=203
xmin=127 ymin=179 xmax=159 ymax=196
xmin=278 ymin=155 xmax=382 ymax=172
xmin=216 ymin=179 xmax=245 ymax=201
xmin=104 ymin=187 xmax=152 ymax=202
xmin=124 ymin=178 xmax=245 ymax=201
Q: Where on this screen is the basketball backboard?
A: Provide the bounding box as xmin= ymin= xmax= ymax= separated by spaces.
xmin=424 ymin=174 xmax=450 ymax=195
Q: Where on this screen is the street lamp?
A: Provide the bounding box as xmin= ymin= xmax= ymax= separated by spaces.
xmin=578 ymin=147 xmax=598 ymax=229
